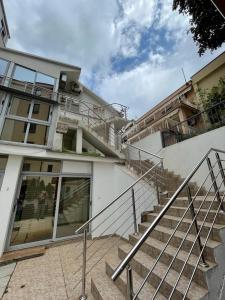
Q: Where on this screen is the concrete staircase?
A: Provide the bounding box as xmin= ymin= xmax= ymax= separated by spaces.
xmin=89 ymin=162 xmax=225 ymax=299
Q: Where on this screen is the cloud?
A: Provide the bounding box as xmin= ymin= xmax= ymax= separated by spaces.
xmin=4 ymin=0 xmax=225 ymax=119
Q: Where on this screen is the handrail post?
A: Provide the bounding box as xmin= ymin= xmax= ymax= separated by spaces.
xmin=215 ymin=152 xmax=225 ymax=188
xmin=186 ymin=186 xmax=208 ymax=267
xmin=126 ymin=265 xmax=133 ymax=300
xmin=131 ymin=188 xmax=138 ymax=235
xmin=79 ymin=229 xmax=88 ymax=300
xmin=207 ymin=157 xmax=225 ymax=212
xmin=138 ymin=150 xmax=142 ymax=174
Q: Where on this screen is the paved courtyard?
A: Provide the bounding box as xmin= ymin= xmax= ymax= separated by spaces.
xmin=1 ymin=237 xmax=121 ymax=300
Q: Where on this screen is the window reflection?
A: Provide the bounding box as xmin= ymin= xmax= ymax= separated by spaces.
xmin=22 ymin=159 xmax=61 ymax=173
xmin=1 ymin=119 xmax=27 ymax=143
xmin=13 ymin=65 xmax=35 ymax=83
xmin=0 ymin=58 xmax=8 ymax=76
xmin=27 ymin=124 xmax=48 ymax=145
xmin=9 ymin=97 xmax=30 ymax=118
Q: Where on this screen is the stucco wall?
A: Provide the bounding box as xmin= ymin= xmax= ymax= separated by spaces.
xmin=91 ymin=162 xmax=157 ymax=239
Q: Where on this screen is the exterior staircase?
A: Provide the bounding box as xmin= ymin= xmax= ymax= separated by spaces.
xmin=90 ymin=194 xmax=225 ymax=300
xmin=76 ymin=147 xmax=225 ymax=300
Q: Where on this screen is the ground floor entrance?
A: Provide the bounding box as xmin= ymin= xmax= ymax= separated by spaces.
xmin=8 ymin=158 xmax=91 ymax=250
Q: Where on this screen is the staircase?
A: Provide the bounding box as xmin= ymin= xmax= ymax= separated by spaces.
xmin=75 ymin=147 xmax=225 ymax=300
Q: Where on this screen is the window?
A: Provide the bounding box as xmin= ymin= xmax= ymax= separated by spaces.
xmin=22 ymin=158 xmax=61 ymax=173
xmin=33 ymin=104 xmax=40 ymax=114
xmin=11 ymin=65 xmax=56 ymax=98
xmin=0 ymin=58 xmax=8 ymax=77
xmin=0 ymin=96 xmax=53 ymax=146
xmin=0 ymin=155 xmax=8 ymax=190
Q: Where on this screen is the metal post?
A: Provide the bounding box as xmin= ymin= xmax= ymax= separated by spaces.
xmin=138 ymin=150 xmax=142 ymax=174
xmin=126 ymin=265 xmax=133 ymax=300
xmin=207 ymin=157 xmax=225 ymax=212
xmin=186 ymin=186 xmax=208 ymax=267
xmin=131 ymin=188 xmax=138 ymax=235
xmin=215 ymin=152 xmax=225 ymax=188
xmin=80 ymin=229 xmax=88 ymax=300
xmin=156 ymin=182 xmax=160 ymax=203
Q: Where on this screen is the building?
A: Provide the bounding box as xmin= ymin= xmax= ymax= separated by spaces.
xmin=0 ymin=1 xmax=133 ymax=256
xmin=125 ymin=50 xmax=225 ymax=144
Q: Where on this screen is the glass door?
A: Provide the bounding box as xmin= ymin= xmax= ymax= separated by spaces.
xmin=56 ymin=177 xmax=90 ymax=238
xmin=10 ymin=175 xmax=59 ymax=246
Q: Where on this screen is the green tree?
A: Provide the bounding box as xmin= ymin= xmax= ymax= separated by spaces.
xmin=173 ymin=0 xmax=225 ymax=55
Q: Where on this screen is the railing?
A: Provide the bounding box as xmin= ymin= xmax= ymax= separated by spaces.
xmin=74 ymin=145 xmax=163 ymax=299
xmin=0 ymin=75 xmax=55 ymax=100
xmin=112 ymin=148 xmax=225 ymax=299
xmin=162 ymin=100 xmax=225 ymax=147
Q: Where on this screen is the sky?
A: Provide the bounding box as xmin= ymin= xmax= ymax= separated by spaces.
xmin=5 ymin=0 xmax=225 ymax=119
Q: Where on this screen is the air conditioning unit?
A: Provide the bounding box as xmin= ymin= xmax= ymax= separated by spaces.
xmin=71 ymin=81 xmax=83 ymax=95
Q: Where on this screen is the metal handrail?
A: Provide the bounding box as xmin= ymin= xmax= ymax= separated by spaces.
xmin=111 ymin=147 xmax=225 ymax=281
xmin=76 ymin=160 xmax=162 ymax=234
xmin=125 ymin=143 xmax=163 ymax=160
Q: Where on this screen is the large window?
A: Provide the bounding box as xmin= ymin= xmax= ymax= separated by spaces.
xmin=0 ymin=96 xmax=53 ymax=146
xmin=9 ymin=158 xmax=91 ymax=248
xmin=11 ymin=65 xmax=56 ymax=99
xmin=0 ymin=155 xmax=7 ymax=189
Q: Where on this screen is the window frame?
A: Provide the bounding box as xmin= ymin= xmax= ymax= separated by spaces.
xmin=0 ymin=95 xmax=53 ymax=146
xmin=0 ymin=155 xmax=8 ymax=190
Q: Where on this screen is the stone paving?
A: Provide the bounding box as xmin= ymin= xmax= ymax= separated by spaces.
xmin=0 ymin=263 xmax=16 ymax=299
xmin=1 ymin=237 xmax=123 ymax=300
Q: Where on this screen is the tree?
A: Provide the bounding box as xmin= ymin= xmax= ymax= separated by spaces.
xmin=173 ymin=0 xmax=225 ymax=55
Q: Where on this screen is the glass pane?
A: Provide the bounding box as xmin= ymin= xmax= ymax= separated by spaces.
xmin=27 ymin=123 xmax=48 ymax=145
xmin=32 ymin=101 xmax=51 ymax=121
xmin=36 ymin=73 xmax=55 ymax=88
xmin=22 ymin=159 xmax=61 ymax=173
xmin=0 ymin=155 xmax=7 ymax=170
xmin=0 ymin=58 xmax=8 ymax=76
xmin=10 ymin=176 xmax=58 ymax=246
xmin=9 ymin=97 xmax=31 ymax=118
xmin=0 ymin=119 xmax=27 ymax=143
xmin=56 ymin=178 xmax=90 ymax=238
xmin=13 ymin=65 xmax=35 ymax=83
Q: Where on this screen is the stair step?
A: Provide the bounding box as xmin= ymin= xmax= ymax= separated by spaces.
xmin=139 ymin=223 xmax=220 ymax=262
xmin=91 ymin=269 xmax=124 ymax=300
xmin=143 ymin=213 xmax=225 ymax=242
xmin=105 ymin=247 xmax=166 ymax=300
xmin=129 ymin=233 xmax=215 ymax=289
xmin=118 ymin=243 xmax=208 ymax=300
xmin=159 ymin=196 xmax=225 ymax=210
xmin=154 ymin=204 xmax=225 ymax=224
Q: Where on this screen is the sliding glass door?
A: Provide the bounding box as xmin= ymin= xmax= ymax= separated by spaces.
xmin=56 ymin=178 xmax=90 ymax=238
xmin=10 ymin=176 xmax=59 ymax=246
xmin=9 ymin=158 xmax=91 ymax=249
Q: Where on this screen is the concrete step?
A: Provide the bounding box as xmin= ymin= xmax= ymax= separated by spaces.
xmin=139 ymin=223 xmax=220 ymax=262
xmin=105 ymin=248 xmax=166 ymax=300
xmin=154 ymin=204 xmax=225 ymax=225
xmin=159 ymin=196 xmax=225 ymax=210
xmin=91 ymin=269 xmax=124 ymax=300
xmin=143 ymin=213 xmax=225 ymax=242
xmin=129 ymin=233 xmax=215 ymax=289
xmin=118 ymin=243 xmax=208 ymax=300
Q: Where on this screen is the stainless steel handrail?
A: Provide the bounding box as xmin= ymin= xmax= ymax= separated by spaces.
xmin=125 ymin=143 xmax=163 ymax=160
xmin=76 ymin=160 xmax=162 ymax=234
xmin=111 ymin=147 xmax=225 ymax=281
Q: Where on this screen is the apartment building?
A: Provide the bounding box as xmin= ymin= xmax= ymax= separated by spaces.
xmin=125 ymin=51 xmax=225 ymax=144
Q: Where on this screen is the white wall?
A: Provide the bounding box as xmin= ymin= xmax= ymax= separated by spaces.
xmin=91 ymin=162 xmax=157 ymax=239
xmin=131 ymin=126 xmax=225 ymax=189
xmin=161 ymin=126 xmax=225 ymax=188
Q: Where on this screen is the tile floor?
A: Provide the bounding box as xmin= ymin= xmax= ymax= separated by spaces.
xmin=2 ymin=237 xmax=123 ymax=300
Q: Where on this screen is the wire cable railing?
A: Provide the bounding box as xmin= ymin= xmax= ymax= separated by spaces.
xmin=111 ymin=148 xmax=225 ymax=299
xmin=73 ymin=146 xmax=163 ymax=299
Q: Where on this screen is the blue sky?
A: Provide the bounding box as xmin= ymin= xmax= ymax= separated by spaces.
xmin=5 ymin=0 xmax=225 ymax=119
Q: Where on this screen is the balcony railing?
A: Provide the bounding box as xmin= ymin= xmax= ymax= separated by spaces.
xmin=162 ymin=100 xmax=225 ymax=147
